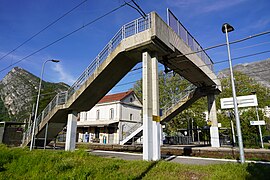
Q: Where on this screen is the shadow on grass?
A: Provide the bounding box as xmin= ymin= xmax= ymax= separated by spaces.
xmin=134 ymin=161 xmax=159 ymax=180
xmin=0 ymin=167 xmax=6 ymax=172
xmin=246 ymin=163 xmax=270 ymax=179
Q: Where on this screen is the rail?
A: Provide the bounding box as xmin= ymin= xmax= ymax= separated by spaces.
xmin=24 ymin=14 xmax=151 ymax=141
xmin=167 ymin=9 xmax=213 ymax=71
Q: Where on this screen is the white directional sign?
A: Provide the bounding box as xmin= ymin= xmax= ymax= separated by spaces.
xmin=250 ymin=121 xmax=265 ymax=126
xmin=220 ymin=95 xmax=258 ymax=109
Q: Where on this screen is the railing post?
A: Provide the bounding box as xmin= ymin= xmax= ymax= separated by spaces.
xmin=148 ymin=14 xmax=150 ymax=29
xmin=135 ymin=19 xmax=138 ymax=34
xmin=96 ymin=55 xmax=100 ymax=69
xmin=177 ymin=21 xmax=180 ymax=36
xmin=65 ymin=91 xmax=68 ymax=103
xmin=41 ymin=111 xmax=44 ymax=121
xmin=49 ymin=102 xmax=52 ymax=111
xmin=84 ymin=68 xmax=88 ymax=81
xmin=56 ymin=93 xmax=59 ymax=105
xmin=122 ymin=25 xmax=125 ymax=39
xmin=109 ymin=40 xmax=112 ymax=54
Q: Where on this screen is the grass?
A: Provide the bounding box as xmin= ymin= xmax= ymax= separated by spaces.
xmin=0 ymin=144 xmax=270 ymax=179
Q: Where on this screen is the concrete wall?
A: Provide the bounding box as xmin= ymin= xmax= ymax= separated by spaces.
xmin=80 ymin=103 xmax=119 ymax=121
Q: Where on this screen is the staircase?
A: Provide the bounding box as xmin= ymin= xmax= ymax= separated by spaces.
xmin=120 ymin=84 xmax=200 ymax=145
xmin=120 ymin=125 xmax=143 ymax=145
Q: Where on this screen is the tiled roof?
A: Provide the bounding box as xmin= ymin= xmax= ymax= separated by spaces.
xmin=98 ymin=90 xmax=133 ymax=104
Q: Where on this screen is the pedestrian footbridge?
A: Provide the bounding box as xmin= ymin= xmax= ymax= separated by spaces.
xmin=22 ymin=11 xmax=221 ymax=148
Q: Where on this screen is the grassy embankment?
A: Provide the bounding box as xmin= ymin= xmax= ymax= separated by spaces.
xmin=0 ymin=144 xmax=269 ymax=179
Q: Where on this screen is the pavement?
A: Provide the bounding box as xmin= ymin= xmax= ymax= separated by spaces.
xmin=89 ymin=150 xmax=270 ymax=165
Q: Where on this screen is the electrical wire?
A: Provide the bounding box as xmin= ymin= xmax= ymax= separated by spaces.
xmin=0 ymin=1 xmax=130 ymax=73
xmin=176 ymin=30 xmax=270 ymax=58
xmin=0 ymin=0 xmax=88 ymax=62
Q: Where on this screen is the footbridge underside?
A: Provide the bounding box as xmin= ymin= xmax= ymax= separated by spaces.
xmin=23 ymin=12 xmax=220 ymax=147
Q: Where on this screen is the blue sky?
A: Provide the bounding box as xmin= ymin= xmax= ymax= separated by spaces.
xmin=0 ymin=0 xmax=270 ymax=94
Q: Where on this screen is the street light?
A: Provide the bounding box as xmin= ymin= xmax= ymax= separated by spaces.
xmin=30 ymin=59 xmax=60 ymax=151
xmin=222 ymin=23 xmax=245 ymax=163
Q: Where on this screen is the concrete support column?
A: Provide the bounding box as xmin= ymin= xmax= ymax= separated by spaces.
xmin=152 ymin=54 xmax=161 ymax=161
xmin=207 ymin=94 xmax=220 ymax=147
xmin=142 ymin=51 xmax=153 ymax=161
xmin=65 ymin=111 xmax=78 ymax=151
xmin=43 ymin=123 xmax=48 ymax=150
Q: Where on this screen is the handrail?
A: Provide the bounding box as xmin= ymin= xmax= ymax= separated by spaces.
xmin=167 ymin=9 xmax=213 ymax=71
xmin=121 ymin=123 xmax=142 ymax=141
xmin=161 ymin=84 xmax=196 ymax=114
xmin=24 ymin=14 xmax=151 ymax=142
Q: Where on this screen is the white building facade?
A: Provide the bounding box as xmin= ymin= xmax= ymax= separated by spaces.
xmin=77 ymin=91 xmax=142 ymax=144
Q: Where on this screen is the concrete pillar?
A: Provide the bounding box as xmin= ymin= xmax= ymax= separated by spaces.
xmin=65 ymin=111 xmax=78 ymax=151
xmin=207 ymin=94 xmax=220 ymax=147
xmin=142 ymin=51 xmax=153 ymax=161
xmin=152 ymin=54 xmax=161 ymax=161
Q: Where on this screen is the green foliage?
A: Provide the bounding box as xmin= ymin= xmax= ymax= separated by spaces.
xmin=1 ymin=146 xmax=270 ymax=179
xmin=133 ymin=70 xmax=270 ymax=144
xmin=37 ymin=81 xmax=68 ymax=115
xmin=217 ymin=71 xmax=270 ymax=108
xmin=133 ymin=71 xmax=208 ymax=135
xmin=0 ymin=98 xmax=10 ymax=122
xmin=217 ymin=71 xmax=270 ymax=147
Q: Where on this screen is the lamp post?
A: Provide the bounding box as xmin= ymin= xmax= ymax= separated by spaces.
xmin=30 ymin=59 xmax=60 ymax=151
xmin=222 ymin=23 xmax=245 ymax=163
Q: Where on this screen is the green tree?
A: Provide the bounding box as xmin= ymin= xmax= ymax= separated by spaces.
xmin=0 ymin=98 xmax=10 ymax=121
xmin=132 ymin=71 xmax=208 ymax=136
xmin=132 ymin=70 xmax=270 ymax=144
xmin=217 ymin=71 xmax=270 ymax=147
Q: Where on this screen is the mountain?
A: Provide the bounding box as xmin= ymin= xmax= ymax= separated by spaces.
xmin=218 ymin=58 xmax=270 ymax=88
xmin=0 ymin=67 xmax=69 ymax=122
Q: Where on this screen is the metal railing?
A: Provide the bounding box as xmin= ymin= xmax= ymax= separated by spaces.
xmin=24 ymin=14 xmax=151 ymax=142
xmin=161 ymin=84 xmax=196 ymax=114
xmin=167 ymin=9 xmax=213 ymax=71
xmin=121 ymin=123 xmax=143 ymax=141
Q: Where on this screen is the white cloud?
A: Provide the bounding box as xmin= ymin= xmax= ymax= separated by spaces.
xmin=200 ymin=0 xmax=246 ymax=13
xmin=250 ymin=18 xmax=270 ymax=30
xmin=52 ymin=63 xmax=76 ymax=85
xmin=167 ymin=0 xmax=246 ymax=14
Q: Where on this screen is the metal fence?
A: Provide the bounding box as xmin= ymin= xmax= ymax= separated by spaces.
xmin=24 ymin=14 xmax=151 ymax=141
xmin=167 ymin=9 xmax=213 ymax=71
xmin=164 ymin=136 xmax=193 ymax=145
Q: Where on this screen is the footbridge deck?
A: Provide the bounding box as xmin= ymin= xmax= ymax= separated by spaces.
xmin=22 ymin=11 xmax=220 ymax=147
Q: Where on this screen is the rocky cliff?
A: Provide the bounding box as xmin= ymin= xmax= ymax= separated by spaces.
xmin=0 ymin=67 xmax=69 ymax=122
xmin=218 ymin=58 xmax=270 ymax=88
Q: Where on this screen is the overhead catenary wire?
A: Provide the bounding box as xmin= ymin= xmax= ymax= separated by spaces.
xmin=0 ymin=0 xmax=89 ymax=62
xmin=0 ymin=1 xmax=131 ymax=73
xmin=125 ymin=0 xmax=147 ymax=19
xmin=175 ymin=30 xmax=270 ymax=58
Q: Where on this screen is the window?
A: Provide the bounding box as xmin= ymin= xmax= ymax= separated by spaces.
xmin=109 ymin=108 xmax=114 ymax=120
xmin=130 ymin=114 xmax=133 ymax=121
xmin=96 ymin=110 xmax=100 ymax=120
xmin=84 ymin=112 xmax=87 ymax=121
xmin=130 ymin=97 xmax=133 ymax=102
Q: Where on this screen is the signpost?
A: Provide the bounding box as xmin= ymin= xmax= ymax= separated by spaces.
xmin=221 ymin=94 xmax=265 ymax=148
xmin=221 ymin=95 xmax=258 ymax=109
xmin=250 ymin=121 xmax=266 ymax=126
